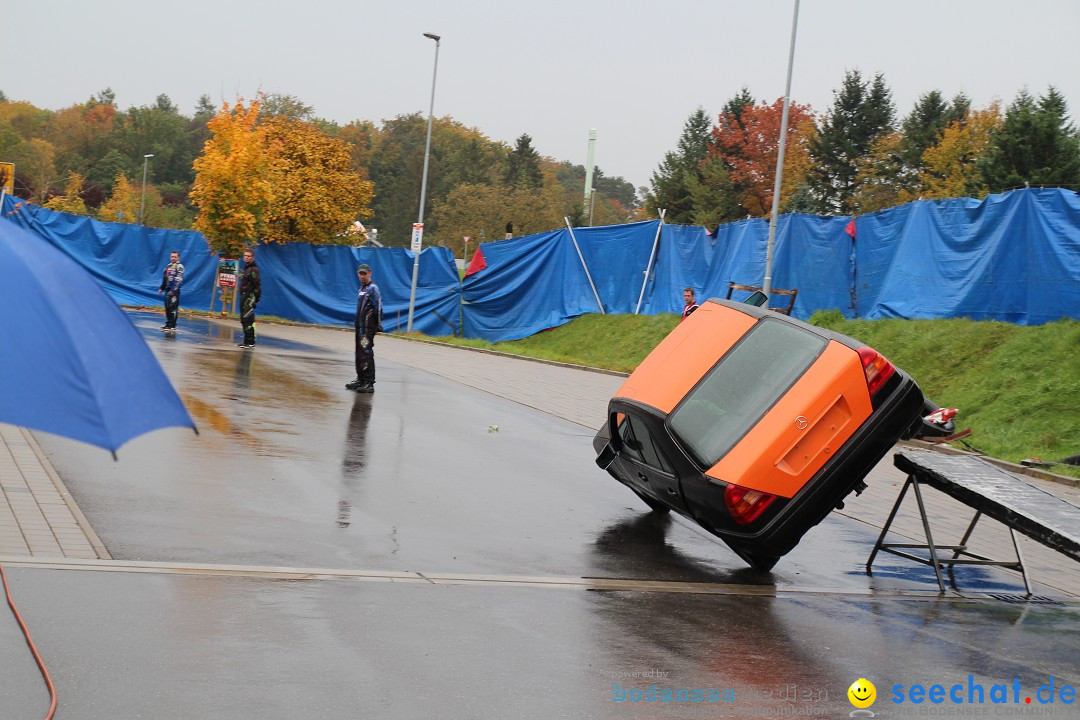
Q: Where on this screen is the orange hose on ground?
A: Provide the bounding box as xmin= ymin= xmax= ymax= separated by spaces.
xmin=0 ymin=561 xmax=57 ymax=719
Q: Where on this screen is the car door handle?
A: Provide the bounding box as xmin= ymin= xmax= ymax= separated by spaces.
xmin=637 ymin=473 xmax=649 ymax=482
xmin=667 ymin=488 xmax=679 ymax=496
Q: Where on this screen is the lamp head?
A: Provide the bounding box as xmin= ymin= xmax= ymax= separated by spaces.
xmin=144 ymin=154 xmax=154 ymax=159
xmin=423 ymin=32 xmax=441 ymax=42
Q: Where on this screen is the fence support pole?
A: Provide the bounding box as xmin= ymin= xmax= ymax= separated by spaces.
xmin=564 ymin=217 xmax=605 ymax=314
xmin=635 ymin=210 xmax=665 ymax=315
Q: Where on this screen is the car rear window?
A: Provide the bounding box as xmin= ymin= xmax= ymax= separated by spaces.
xmin=668 ymin=318 xmax=827 ymax=468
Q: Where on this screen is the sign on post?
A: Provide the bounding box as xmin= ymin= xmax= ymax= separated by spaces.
xmin=217 ymin=258 xmax=240 ymax=288
xmin=411 ymin=223 xmax=424 ymax=253
xmin=213 ymin=257 xmax=240 ymax=316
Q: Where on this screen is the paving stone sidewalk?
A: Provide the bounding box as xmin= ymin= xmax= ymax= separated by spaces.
xmin=0 ymin=424 xmax=105 ymax=559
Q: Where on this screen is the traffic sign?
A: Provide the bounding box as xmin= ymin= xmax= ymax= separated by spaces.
xmin=411 ymin=223 xmax=424 ymax=253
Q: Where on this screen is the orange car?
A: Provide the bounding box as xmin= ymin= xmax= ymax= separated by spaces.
xmin=593 ymin=298 xmax=925 ymax=570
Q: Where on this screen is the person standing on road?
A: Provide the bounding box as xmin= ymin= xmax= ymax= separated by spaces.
xmin=680 ymin=287 xmax=699 ymax=323
xmin=238 ymin=248 xmax=261 ymax=348
xmin=346 ymin=263 xmax=382 ymax=393
xmin=158 ymin=250 xmax=184 ymax=331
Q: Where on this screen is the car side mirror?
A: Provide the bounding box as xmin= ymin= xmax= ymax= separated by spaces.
xmin=595 ymin=442 xmax=617 ymax=470
xmin=743 ymin=291 xmax=768 ymax=307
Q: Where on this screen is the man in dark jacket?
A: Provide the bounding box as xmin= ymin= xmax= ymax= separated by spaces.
xmin=680 ymin=287 xmax=699 ymax=323
xmin=346 ymin=263 xmax=382 ymax=393
xmin=238 ymin=248 xmax=261 ymax=348
xmin=158 ymin=250 xmax=184 ymax=331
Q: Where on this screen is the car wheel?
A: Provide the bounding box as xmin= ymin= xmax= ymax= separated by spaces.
xmin=632 ymin=489 xmax=671 ymax=514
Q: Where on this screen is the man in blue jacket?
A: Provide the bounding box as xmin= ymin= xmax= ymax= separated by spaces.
xmin=158 ymin=250 xmax=184 ymax=331
xmin=346 ymin=263 xmax=382 ymax=393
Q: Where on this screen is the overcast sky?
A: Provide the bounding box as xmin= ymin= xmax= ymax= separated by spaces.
xmin=3 ymin=0 xmax=1078 ymax=191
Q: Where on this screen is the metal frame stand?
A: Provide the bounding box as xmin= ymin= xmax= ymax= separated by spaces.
xmin=866 ymin=474 xmax=1032 ymax=595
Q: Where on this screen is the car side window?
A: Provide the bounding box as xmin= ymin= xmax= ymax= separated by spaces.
xmin=616 ymin=414 xmax=674 ymax=474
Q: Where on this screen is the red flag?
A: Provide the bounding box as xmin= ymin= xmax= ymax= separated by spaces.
xmin=844 ymin=219 xmax=856 ymax=239
xmin=465 ymin=247 xmax=487 ymax=276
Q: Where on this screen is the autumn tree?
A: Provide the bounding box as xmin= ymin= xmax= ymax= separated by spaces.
xmin=259 ymin=93 xmax=316 ymax=122
xmin=337 ymin=119 xmax=377 ymax=182
xmin=708 ymin=98 xmax=815 ymax=216
xmin=21 ymin=138 xmax=62 ymax=202
xmin=191 ymin=98 xmax=273 ymax=256
xmin=260 ymin=116 xmax=374 ymax=245
xmin=806 ymin=71 xmax=895 ymax=214
xmin=445 ymin=137 xmax=503 ymax=188
xmin=45 ymin=171 xmax=88 ymax=215
xmin=980 ymin=87 xmax=1080 ymax=192
xmin=97 ymin=174 xmax=139 ymax=223
xmin=366 ymin=113 xmax=517 ymax=245
xmin=114 ymin=95 xmax=197 ymax=189
xmin=552 ymin=162 xmax=638 ymax=223
xmin=920 ymin=103 xmax=1002 ymax=199
xmin=430 ymin=181 xmax=565 ymax=259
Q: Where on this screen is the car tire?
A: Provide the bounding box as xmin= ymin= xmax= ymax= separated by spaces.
xmin=632 ymin=489 xmax=671 ymax=514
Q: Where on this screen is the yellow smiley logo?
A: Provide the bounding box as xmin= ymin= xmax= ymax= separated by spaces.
xmin=848 ymin=678 xmax=876 ymax=709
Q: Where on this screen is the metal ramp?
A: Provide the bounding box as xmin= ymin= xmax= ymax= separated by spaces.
xmin=867 ymin=449 xmax=1080 ymax=595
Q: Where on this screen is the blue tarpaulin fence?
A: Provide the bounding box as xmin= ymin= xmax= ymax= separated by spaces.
xmin=462 ymin=188 xmax=1079 ymax=340
xmin=4 ymin=188 xmax=1078 ymax=342
xmin=1 ymin=196 xmax=461 ymax=335
xmin=853 ymin=189 xmax=1080 ymax=324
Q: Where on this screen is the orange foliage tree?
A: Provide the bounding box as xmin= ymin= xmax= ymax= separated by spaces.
xmin=261 ymin=117 xmax=374 ymax=245
xmin=708 ymin=98 xmax=815 ymax=216
xmin=97 ymin=173 xmax=138 ymax=223
xmin=191 ymin=98 xmax=273 ymax=257
xmin=44 ymin=171 xmax=88 ymax=215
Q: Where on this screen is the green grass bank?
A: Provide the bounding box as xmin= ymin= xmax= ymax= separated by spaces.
xmin=422 ymin=312 xmax=1080 ymax=475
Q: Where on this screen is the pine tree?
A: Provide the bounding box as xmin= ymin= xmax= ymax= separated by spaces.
xmin=806 ymin=71 xmax=895 ymax=214
xmin=643 ymin=107 xmax=713 ymax=223
xmin=504 ymin=133 xmax=543 ymax=189
xmin=980 ymin=87 xmax=1080 ymax=192
xmin=893 ymin=91 xmax=970 ymax=195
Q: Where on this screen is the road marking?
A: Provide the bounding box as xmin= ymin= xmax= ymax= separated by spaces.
xmin=1 ymin=555 xmax=1074 ymax=604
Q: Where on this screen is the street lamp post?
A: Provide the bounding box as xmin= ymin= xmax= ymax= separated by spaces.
xmin=139 ymin=153 xmax=154 ymax=225
xmin=406 ymin=32 xmax=441 ymax=334
xmin=762 ymin=0 xmax=800 ymax=299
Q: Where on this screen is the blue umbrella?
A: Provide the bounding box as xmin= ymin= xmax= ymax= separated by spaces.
xmin=0 ymin=217 xmax=196 ymax=455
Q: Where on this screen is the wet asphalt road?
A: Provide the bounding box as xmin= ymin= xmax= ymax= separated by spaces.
xmin=2 ymin=312 xmax=1078 ymax=718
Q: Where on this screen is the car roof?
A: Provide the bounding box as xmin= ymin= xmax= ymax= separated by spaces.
xmin=614 ymin=300 xmax=760 ymax=414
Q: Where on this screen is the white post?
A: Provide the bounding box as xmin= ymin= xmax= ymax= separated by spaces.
xmin=635 ymin=209 xmax=665 ymax=315
xmin=762 ymin=0 xmax=800 ymax=299
xmin=583 ymin=128 xmax=597 ymax=226
xmin=406 ymin=32 xmax=441 ymax=333
xmin=139 ymin=153 xmax=153 ymax=225
xmin=564 ymin=217 xmax=605 ymax=314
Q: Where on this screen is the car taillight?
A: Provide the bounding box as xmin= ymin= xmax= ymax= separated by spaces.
xmin=724 ymin=484 xmax=777 ymax=525
xmin=857 ymin=346 xmax=895 ymax=397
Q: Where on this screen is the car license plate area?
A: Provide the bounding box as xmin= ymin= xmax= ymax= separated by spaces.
xmin=776 ymin=394 xmax=852 ymax=475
